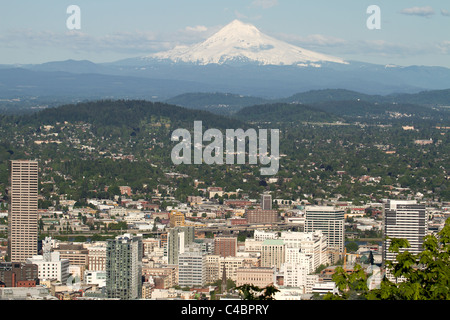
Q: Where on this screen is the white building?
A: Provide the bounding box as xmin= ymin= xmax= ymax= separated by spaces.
xmin=311 ymin=282 xmax=339 ymax=295
xmin=281 ymin=248 xmax=313 ymax=289
xmin=280 ymin=230 xmax=329 ymax=271
xmin=383 ymin=200 xmax=427 ymax=263
xmin=26 ymin=252 xmax=70 ymax=283
xmin=244 ymin=239 xmax=263 ymax=252
xmin=305 ymin=206 xmax=345 ymax=262
xmin=84 ymin=270 xmax=107 ymax=288
xmin=254 ymin=229 xmax=278 ymax=241
xmin=0 ymin=286 xmax=56 ymax=300
xmin=178 ymin=244 xmax=206 ymax=287
xmin=26 ymin=237 xmax=69 ymax=283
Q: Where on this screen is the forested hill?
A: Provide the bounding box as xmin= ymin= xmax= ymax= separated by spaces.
xmin=14 ymin=100 xmax=245 ymax=130
xmin=234 ymin=103 xmax=342 ymax=123
xmin=282 ymin=88 xmax=450 ymax=106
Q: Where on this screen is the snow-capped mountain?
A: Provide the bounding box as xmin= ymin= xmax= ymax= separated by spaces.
xmin=145 ymin=20 xmax=347 ymax=67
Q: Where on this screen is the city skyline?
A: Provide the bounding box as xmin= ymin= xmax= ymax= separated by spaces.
xmin=1 ymin=1 xmax=450 ymax=67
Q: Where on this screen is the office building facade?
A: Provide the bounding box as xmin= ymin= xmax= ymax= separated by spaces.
xmin=214 ymin=235 xmax=237 ymax=257
xmin=178 ymin=244 xmax=206 ymax=288
xmin=305 ymin=206 xmax=345 ymax=262
xmin=383 ymin=200 xmax=427 ymax=263
xmin=167 ymin=226 xmax=195 ymax=265
xmin=261 ymin=193 xmax=272 ymax=210
xmin=106 ymin=234 xmax=143 ymax=300
xmin=8 ymin=160 xmax=39 ymax=263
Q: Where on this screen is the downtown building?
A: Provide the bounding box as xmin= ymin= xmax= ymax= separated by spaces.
xmin=280 ymin=230 xmax=329 ymax=271
xmin=213 ymin=235 xmax=237 ymax=258
xmin=8 ymin=160 xmax=39 ymax=263
xmin=383 ymin=200 xmax=427 ymax=264
xmin=167 ymin=226 xmax=195 ymax=265
xmin=106 ymin=234 xmax=143 ymax=300
xmin=26 ymin=238 xmax=70 ymax=284
xmin=278 ymin=231 xmax=329 ymax=291
xmin=0 ymin=262 xmax=39 ymax=287
xmin=246 ymin=209 xmax=278 ymax=224
xmin=304 ymin=206 xmax=345 ymax=263
xmin=178 ymin=244 xmax=206 ymax=288
xmin=261 ymin=193 xmax=272 ymax=210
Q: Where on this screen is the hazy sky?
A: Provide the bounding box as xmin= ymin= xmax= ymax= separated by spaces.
xmin=1 ymin=0 xmax=450 ymax=67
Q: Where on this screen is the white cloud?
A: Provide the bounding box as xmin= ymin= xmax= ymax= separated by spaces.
xmin=185 ymin=25 xmax=208 ymax=33
xmin=0 ymin=29 xmax=174 ymax=55
xmin=252 ymin=0 xmax=279 ymax=9
xmin=399 ymin=6 xmax=435 ymax=18
xmin=437 ymin=41 xmax=450 ymax=54
xmin=441 ymin=9 xmax=450 ymax=17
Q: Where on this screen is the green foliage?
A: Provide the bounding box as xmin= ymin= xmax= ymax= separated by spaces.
xmin=367 ymin=219 xmax=450 ymax=300
xmin=324 ymin=264 xmax=369 ymax=300
xmin=328 ymin=218 xmax=450 ymax=300
xmin=235 ymin=284 xmax=279 ymax=300
xmin=346 ymin=241 xmax=359 ymax=253
xmin=235 ymin=103 xmax=340 ymax=123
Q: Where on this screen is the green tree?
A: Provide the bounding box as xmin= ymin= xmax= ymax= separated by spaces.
xmin=367 ymin=219 xmax=450 ymax=300
xmin=327 ymin=218 xmax=450 ymax=300
xmin=235 ymin=284 xmax=279 ymax=300
xmin=346 ymin=241 xmax=359 ymax=253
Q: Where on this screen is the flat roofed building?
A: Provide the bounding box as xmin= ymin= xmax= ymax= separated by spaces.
xmin=383 ymin=200 xmax=427 ymax=263
xmin=87 ymin=244 xmax=107 ymax=272
xmin=0 ymin=262 xmax=39 ymax=287
xmin=305 ymin=206 xmax=344 ymax=262
xmin=8 ymin=160 xmax=39 ymax=263
xmin=236 ymin=267 xmax=275 ymax=288
xmin=246 ymin=209 xmax=278 ymax=224
xmin=261 ymin=239 xmax=285 ymax=270
xmin=178 ymin=244 xmax=206 ymax=288
xmin=106 ymin=234 xmax=143 ymax=300
xmin=214 ymin=235 xmax=237 ymax=258
xmin=54 ymin=243 xmax=88 ymax=267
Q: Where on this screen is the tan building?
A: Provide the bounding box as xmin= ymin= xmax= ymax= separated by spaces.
xmin=236 ymin=267 xmax=275 ymax=287
xmin=220 ymin=257 xmax=245 ymax=283
xmin=246 ymin=209 xmax=278 ymax=224
xmin=261 ymin=239 xmax=285 ymax=269
xmin=54 ymin=243 xmax=88 ymax=267
xmin=86 ymin=244 xmax=107 ymax=271
xmin=8 ymin=160 xmax=39 ymax=263
xmin=142 ymin=238 xmax=160 ymax=257
xmin=169 ymin=211 xmax=185 ymax=228
xmin=205 ymin=255 xmax=246 ymax=283
xmin=142 ymin=282 xmax=153 ymax=299
xmin=205 ymin=255 xmax=221 ymax=284
xmin=142 ymin=265 xmax=178 ymax=288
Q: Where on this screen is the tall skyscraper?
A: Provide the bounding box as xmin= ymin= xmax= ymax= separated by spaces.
xmin=305 ymin=206 xmax=345 ymax=263
xmin=383 ymin=200 xmax=427 ymax=263
xmin=8 ymin=160 xmax=39 ymax=263
xmin=106 ymin=234 xmax=143 ymax=300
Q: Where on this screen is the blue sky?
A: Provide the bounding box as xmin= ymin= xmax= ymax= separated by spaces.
xmin=1 ymin=0 xmax=450 ymax=67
